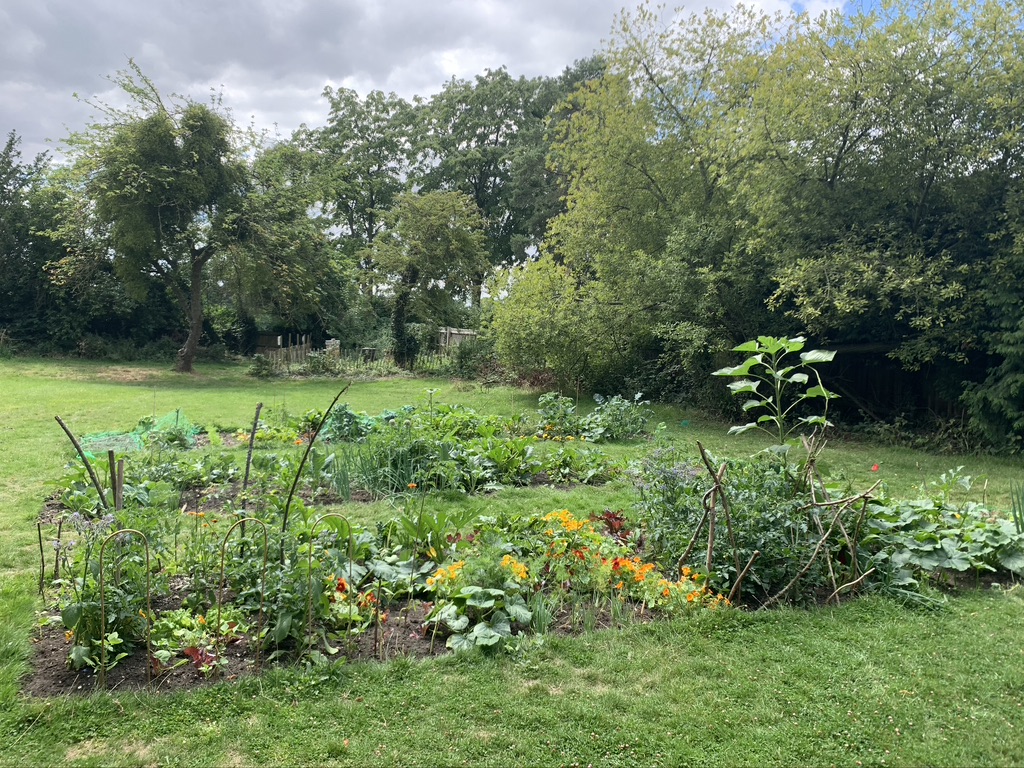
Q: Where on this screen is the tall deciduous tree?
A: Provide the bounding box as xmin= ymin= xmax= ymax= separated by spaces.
xmin=301 ymin=87 xmax=418 ymax=287
xmin=419 ymin=67 xmax=599 ymax=300
xmin=371 ymin=191 xmax=486 ymax=368
xmin=0 ymin=131 xmax=54 ymax=342
xmin=218 ymin=140 xmax=352 ymax=340
xmin=53 ymin=63 xmax=247 ymax=373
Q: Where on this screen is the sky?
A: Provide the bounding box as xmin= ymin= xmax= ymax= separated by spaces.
xmin=2 ymin=0 xmax=841 ymax=161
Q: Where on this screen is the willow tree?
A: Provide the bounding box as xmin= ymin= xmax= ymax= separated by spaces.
xmin=55 ymin=63 xmax=247 ymax=372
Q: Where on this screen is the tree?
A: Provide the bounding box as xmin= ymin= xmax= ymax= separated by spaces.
xmin=216 ymin=139 xmax=353 ymax=345
xmin=53 ymin=63 xmax=247 ymax=372
xmin=300 ymin=88 xmax=418 ymax=288
xmin=0 ymin=131 xmax=52 ymax=341
xmin=370 ymin=191 xmax=486 ymax=368
xmin=419 ymin=67 xmax=602 ymax=302
xmin=490 ymin=254 xmax=593 ymax=387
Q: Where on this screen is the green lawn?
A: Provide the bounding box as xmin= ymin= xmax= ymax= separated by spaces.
xmin=1 ymin=358 xmax=1022 ymax=767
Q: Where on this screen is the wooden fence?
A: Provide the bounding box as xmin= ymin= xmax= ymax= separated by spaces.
xmin=260 ymin=334 xmax=313 ymax=368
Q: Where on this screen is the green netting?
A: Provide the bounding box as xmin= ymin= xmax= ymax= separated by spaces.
xmin=81 ymin=409 xmax=201 ymax=453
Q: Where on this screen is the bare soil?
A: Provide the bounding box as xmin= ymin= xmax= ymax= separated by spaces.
xmin=25 ymin=598 xmax=451 ymax=698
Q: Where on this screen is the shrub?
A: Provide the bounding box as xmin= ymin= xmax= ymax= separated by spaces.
xmin=247 ymin=354 xmax=277 ymax=378
xmin=299 ymin=351 xmax=340 ymax=376
xmin=585 ymin=393 xmax=653 ymax=441
xmin=633 ymin=447 xmax=837 ymax=605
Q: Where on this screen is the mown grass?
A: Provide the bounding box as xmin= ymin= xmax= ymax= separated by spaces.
xmin=1 ymin=357 xmax=1023 ymax=766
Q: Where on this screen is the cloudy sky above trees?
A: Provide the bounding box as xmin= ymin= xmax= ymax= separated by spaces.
xmin=3 ymin=0 xmax=839 ymax=159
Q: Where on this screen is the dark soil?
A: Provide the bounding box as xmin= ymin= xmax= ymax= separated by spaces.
xmin=25 ymin=598 xmax=449 ymax=698
xmin=25 ymin=591 xmax=651 ymax=698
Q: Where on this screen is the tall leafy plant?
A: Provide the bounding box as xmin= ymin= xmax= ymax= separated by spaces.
xmin=713 ymin=335 xmax=837 ymax=444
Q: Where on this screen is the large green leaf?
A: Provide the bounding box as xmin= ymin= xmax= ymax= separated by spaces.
xmin=934 ymin=538 xmax=971 ymax=571
xmin=726 ymin=379 xmax=761 ymax=394
xmin=998 ymin=549 xmax=1024 ymax=574
xmin=506 ymin=597 xmax=532 ymax=624
xmin=713 ymin=357 xmax=762 ymax=377
xmin=727 ymin=423 xmax=758 ymax=435
xmin=800 ymin=349 xmax=836 ymax=364
xmin=61 ymin=603 xmax=84 ymax=631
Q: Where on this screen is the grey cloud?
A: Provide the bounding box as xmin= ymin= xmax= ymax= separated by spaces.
xmin=2 ymin=0 xmax=762 ymax=160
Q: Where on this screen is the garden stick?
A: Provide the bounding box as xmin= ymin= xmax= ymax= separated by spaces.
xmin=239 ymin=401 xmax=262 ymax=551
xmin=705 ymin=486 xmax=717 ymax=576
xmin=281 ymin=384 xmax=350 ymax=549
xmin=801 ymin=480 xmax=881 ymax=511
xmin=37 ymin=522 xmax=45 ymax=595
xmin=827 ymin=568 xmax=876 ymax=603
xmin=698 ymin=443 xmax=741 ymax=578
xmin=728 ymin=550 xmax=760 ymax=604
xmin=108 ymin=450 xmax=117 ymax=509
xmin=762 ymin=505 xmax=845 ymax=609
xmin=116 ymin=459 xmax=124 ymax=511
xmin=241 ymin=402 xmax=263 ymax=513
xmin=810 ymin=511 xmax=839 ymax=602
xmin=678 ymin=507 xmax=709 ymax=571
xmin=55 ymin=415 xmax=110 ymax=510
xmin=54 ymin=518 xmax=63 ymax=579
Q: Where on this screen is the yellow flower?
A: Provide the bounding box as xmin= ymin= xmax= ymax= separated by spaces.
xmin=501 ymin=554 xmax=529 ymax=580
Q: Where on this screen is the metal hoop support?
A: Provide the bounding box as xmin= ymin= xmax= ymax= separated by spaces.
xmin=97 ymin=529 xmax=152 ymax=690
xmin=306 ymin=513 xmax=355 ymax=650
xmin=217 ymin=517 xmax=269 ymax=671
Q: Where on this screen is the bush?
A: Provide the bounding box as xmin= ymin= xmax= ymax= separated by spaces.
xmin=247 ymin=354 xmax=277 ymax=378
xmin=585 ymin=393 xmax=653 ymax=441
xmin=299 ymin=351 xmax=340 ymax=376
xmin=535 ymin=391 xmax=653 ymax=443
xmin=451 ymin=336 xmax=504 ymax=382
xmin=633 ymin=447 xmax=835 ymax=605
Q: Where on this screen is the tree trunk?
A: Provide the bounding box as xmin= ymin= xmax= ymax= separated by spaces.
xmin=175 ymin=255 xmax=206 ymax=373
